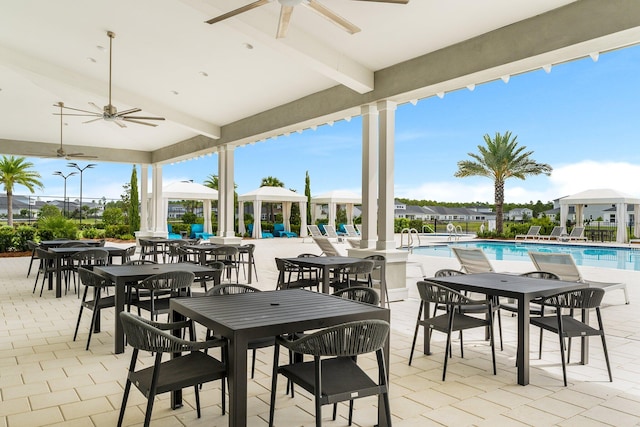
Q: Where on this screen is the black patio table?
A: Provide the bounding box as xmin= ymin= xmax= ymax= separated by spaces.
xmin=281 ymin=256 xmax=363 ymax=293
xmin=428 ymin=272 xmax=587 ymax=385
xmin=47 ymin=246 xmax=128 ymax=298
xmin=170 ymin=289 xmax=391 ymax=427
xmin=38 ymin=239 xmax=101 ymax=249
xmin=94 ymin=262 xmax=219 ymax=354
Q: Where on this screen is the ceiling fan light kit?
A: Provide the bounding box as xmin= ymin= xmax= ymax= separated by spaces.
xmin=206 ymin=0 xmax=409 ymax=39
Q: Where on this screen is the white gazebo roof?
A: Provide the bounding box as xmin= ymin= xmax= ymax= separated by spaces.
xmin=560 ymin=189 xmax=640 ymax=205
xmin=311 ymin=190 xmax=362 ymax=205
xmin=238 ymin=186 xmax=305 ymax=202
xmin=161 ymin=180 xmax=218 ymax=200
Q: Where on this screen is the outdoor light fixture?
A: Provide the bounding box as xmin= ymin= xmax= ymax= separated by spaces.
xmin=436 ymin=92 xmax=445 ymax=99
xmin=466 ymin=84 xmax=475 ymax=91
xmin=53 ymin=171 xmax=77 ymax=218
xmin=589 ymin=52 xmax=600 ymax=62
xmin=67 ymin=162 xmax=96 ymax=225
xmin=542 ymin=64 xmax=552 ymax=73
xmin=501 ymin=75 xmax=510 ymax=83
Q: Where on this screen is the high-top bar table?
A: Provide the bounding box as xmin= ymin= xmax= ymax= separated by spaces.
xmin=170 ymin=289 xmax=390 ymax=427
xmin=94 ymin=262 xmax=218 ymax=354
xmin=428 ymin=272 xmax=587 ymax=385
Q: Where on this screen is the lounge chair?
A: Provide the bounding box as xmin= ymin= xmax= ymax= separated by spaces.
xmin=167 ymin=224 xmax=182 ymax=239
xmin=515 ymin=225 xmax=541 ymax=240
xmin=343 ymin=224 xmax=359 ymax=237
xmin=307 ymin=224 xmax=323 ymax=237
xmin=189 ymin=223 xmax=213 ymax=240
xmin=355 ymin=224 xmax=363 ymax=234
xmin=538 ymin=226 xmax=565 ymax=240
xmin=247 ymin=223 xmax=274 ymax=239
xmin=562 ymin=226 xmax=587 ymax=242
xmin=273 ymin=223 xmax=297 ymax=238
xmin=451 ymin=247 xmax=495 ymax=273
xmin=323 ymin=224 xmax=341 ymax=239
xmin=312 ymin=237 xmax=342 ymax=257
xmin=529 ymin=251 xmax=629 ymax=304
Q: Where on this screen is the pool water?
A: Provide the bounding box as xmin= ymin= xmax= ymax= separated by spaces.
xmin=411 ymin=240 xmax=640 ymax=272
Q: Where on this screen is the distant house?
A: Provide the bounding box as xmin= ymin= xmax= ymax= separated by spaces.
xmin=507 ymin=207 xmax=533 ymax=221
xmin=394 ymin=200 xmax=495 ymax=222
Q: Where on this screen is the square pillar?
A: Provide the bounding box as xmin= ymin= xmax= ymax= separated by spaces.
xmin=361 ymin=104 xmax=379 ymax=249
xmin=377 ymin=100 xmax=396 ymax=251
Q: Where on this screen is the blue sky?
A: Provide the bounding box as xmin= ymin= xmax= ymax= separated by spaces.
xmin=26 ymin=44 xmax=640 ymax=205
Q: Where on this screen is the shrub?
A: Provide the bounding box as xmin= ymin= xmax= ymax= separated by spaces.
xmin=37 ymin=216 xmax=78 ymax=240
xmin=105 ymin=225 xmax=130 ymax=239
xmin=102 ymin=207 xmax=125 ymax=226
xmin=14 ymin=226 xmax=37 ymax=251
xmin=39 ymin=204 xmax=61 ymax=218
xmin=0 ymin=226 xmax=15 ymax=252
xmin=182 ymin=212 xmax=197 ymax=224
xmin=82 ymin=228 xmax=105 ymax=239
xmin=119 ymin=233 xmax=135 ymax=241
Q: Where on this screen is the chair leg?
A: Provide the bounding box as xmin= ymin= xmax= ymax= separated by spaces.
xmin=558 ymin=329 xmax=568 ymax=387
xmin=251 ymin=349 xmax=257 ymax=379
xmin=268 ymin=343 xmax=280 ymax=427
xmin=408 ymin=302 xmax=424 ymax=365
xmin=314 ymin=356 xmax=322 ymax=427
xmin=117 ymin=379 xmax=133 ymax=427
xmin=194 ymin=385 xmax=201 ymax=418
xmin=86 ymin=294 xmax=101 ymax=351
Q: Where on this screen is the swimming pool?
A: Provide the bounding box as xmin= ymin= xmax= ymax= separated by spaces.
xmin=411 ymin=240 xmax=640 ymax=271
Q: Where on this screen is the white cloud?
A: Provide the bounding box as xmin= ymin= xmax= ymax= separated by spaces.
xmin=549 ymin=161 xmax=640 ymax=198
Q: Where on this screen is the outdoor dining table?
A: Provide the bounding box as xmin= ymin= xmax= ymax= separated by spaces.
xmin=47 ymin=246 xmax=128 ymax=298
xmin=94 ymin=262 xmax=219 ymax=354
xmin=428 ymin=272 xmax=587 ymax=385
xmin=182 ymin=243 xmax=255 ymax=284
xmin=170 ymin=289 xmax=391 ymax=427
xmin=281 ymin=256 xmax=364 ymax=293
xmin=38 ymin=239 xmax=101 ymax=249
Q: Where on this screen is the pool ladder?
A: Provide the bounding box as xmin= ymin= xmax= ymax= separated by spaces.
xmin=400 ymin=228 xmax=421 ymax=252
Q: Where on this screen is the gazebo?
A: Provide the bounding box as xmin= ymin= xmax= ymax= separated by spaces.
xmin=150 ymin=180 xmax=218 ymax=238
xmin=238 ymin=187 xmax=307 ymax=239
xmin=559 ymin=188 xmax=640 ymax=243
xmin=311 ymin=190 xmax=362 ymax=229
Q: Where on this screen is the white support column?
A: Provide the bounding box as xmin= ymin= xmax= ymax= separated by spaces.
xmin=151 ymin=164 xmax=166 ymax=237
xmin=377 ymin=100 xmax=396 ymax=251
xmin=300 ymin=201 xmax=308 ymax=237
xmin=140 ymin=165 xmax=149 ymax=232
xmin=211 ymin=146 xmax=241 ymax=244
xmin=360 ymin=103 xmax=378 ymax=249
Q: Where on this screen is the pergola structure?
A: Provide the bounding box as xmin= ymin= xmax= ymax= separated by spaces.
xmin=3 ymin=1 xmax=640 ymax=299
xmin=237 ymin=186 xmax=307 ymax=239
xmin=311 ymin=190 xmax=361 ymax=229
xmin=560 ymin=188 xmax=640 ymax=243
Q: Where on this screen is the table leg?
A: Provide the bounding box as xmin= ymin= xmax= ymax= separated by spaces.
xmin=322 ymin=266 xmax=330 ymax=293
xmin=55 ymin=256 xmax=62 ymax=298
xmin=228 ymin=334 xmax=249 ymax=426
xmin=114 ymin=279 xmax=126 ymax=354
xmin=516 ymin=295 xmax=531 ymax=385
xmin=247 ymin=251 xmax=253 ymax=284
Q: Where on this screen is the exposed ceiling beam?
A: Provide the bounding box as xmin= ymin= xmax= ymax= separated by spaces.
xmin=181 ymin=0 xmax=374 ymax=93
xmin=0 ymin=44 xmax=221 ymax=139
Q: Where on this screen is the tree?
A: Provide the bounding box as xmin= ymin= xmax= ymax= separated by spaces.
xmin=204 ymin=174 xmax=219 ymax=190
xmin=120 ymin=182 xmax=131 ymax=225
xmin=454 ymin=131 xmax=552 ymax=233
xmin=129 ymin=165 xmax=140 ymax=234
xmin=304 ymin=171 xmax=312 ymax=225
xmin=260 ymin=176 xmax=285 ymax=222
xmin=0 ymin=156 xmax=44 ymax=226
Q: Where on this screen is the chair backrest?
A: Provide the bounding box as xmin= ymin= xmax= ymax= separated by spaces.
xmin=307 ymin=224 xmax=323 ymax=237
xmin=211 ymin=245 xmax=238 ymax=258
xmin=549 ymin=226 xmax=565 ymax=237
xmin=569 ymin=226 xmax=585 ymax=237
xmin=191 ymin=223 xmax=204 ymax=233
xmin=332 ymin=286 xmax=379 ymax=306
xmin=520 ymin=270 xmax=560 ymax=280
xmin=434 ymin=268 xmax=465 ymax=277
xmin=540 ymin=288 xmax=605 ymax=309
xmin=528 ymin=252 xmax=582 ymax=282
xmin=312 ymin=237 xmax=341 ymax=256
xmin=71 ymin=248 xmax=110 ymax=266
xmin=343 ymin=260 xmax=375 ymax=275
xmin=323 ymin=224 xmax=340 ymax=238
xmin=78 ymin=266 xmax=108 ymax=288
xmin=528 ymin=226 xmax=541 ymax=235
xmin=343 ymin=224 xmax=359 ymax=237
xmin=123 ymin=245 xmax=136 ymax=262
xmin=138 ymin=270 xmax=195 ymax=292
xmin=28 ymin=240 xmax=40 ymax=251
xmin=206 ymin=283 xmax=260 ymax=295
xmin=284 ymin=319 xmax=389 ymax=357
xmin=125 ymin=259 xmax=157 ymax=265
xmin=60 ymin=241 xmax=89 ymax=248
xmin=274 ymin=223 xmax=285 ymax=233
xmin=119 ymin=311 xmax=192 ymax=353
xmin=451 ymin=247 xmax=494 ymax=273
xmin=416 ymin=280 xmax=480 ymax=306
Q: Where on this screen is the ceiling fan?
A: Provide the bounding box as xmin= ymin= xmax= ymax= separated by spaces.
xmin=50 ymin=102 xmax=98 ymax=160
xmin=54 ymin=31 xmax=165 ymax=128
xmin=206 ymin=0 xmax=409 ymax=39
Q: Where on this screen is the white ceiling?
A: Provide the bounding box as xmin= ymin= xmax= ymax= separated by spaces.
xmin=1 ymin=0 xmax=639 ymax=165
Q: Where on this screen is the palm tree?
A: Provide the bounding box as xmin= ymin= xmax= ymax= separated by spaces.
xmin=454 ymin=131 xmax=552 ymax=234
xmin=0 ymin=156 xmax=44 ymax=227
xmin=260 ymin=176 xmax=285 ymax=222
xmin=203 ymin=174 xmax=219 ymax=190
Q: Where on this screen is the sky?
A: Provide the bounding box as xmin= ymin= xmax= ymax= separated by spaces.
xmin=23 ymin=43 xmax=640 ymax=206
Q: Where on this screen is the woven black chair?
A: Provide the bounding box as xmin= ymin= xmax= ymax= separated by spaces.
xmin=73 ymin=267 xmax=115 ymax=350
xmin=207 ymin=245 xmax=240 ymax=283
xmin=117 ymin=312 xmax=227 ymax=427
xmin=122 ymin=245 xmax=136 ymax=264
xmin=205 ymin=283 xmax=274 ymax=378
xmin=275 ymin=258 xmax=319 ymax=291
xmin=409 ymin=280 xmax=497 ymax=381
xmin=237 ymin=243 xmax=258 ymax=281
xmin=332 ymin=286 xmax=379 ymax=306
xmin=26 ymin=240 xmax=41 ymax=278
xmin=33 ymin=248 xmax=60 ymax=297
xmin=365 ymin=254 xmax=390 ymax=307
xmin=69 ymin=248 xmax=109 ymax=295
xmin=530 ymin=288 xmax=612 ymax=386
xmin=269 ymin=319 xmax=391 ymax=427
xmin=331 ymin=259 xmax=374 ymax=291
xmin=131 ymin=271 xmax=194 ymax=320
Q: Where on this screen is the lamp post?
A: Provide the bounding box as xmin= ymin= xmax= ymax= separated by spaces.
xmin=53 ymin=171 xmax=77 ymax=218
xmin=67 ymin=163 xmax=96 ymax=225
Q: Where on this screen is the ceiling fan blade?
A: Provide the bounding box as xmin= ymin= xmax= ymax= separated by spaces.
xmin=68 ymin=153 xmax=98 ymax=159
xmin=276 ymin=5 xmax=294 ymax=39
xmin=113 ymin=120 xmax=127 ymax=128
xmin=83 ymin=117 xmax=103 ymax=124
xmin=121 ymin=115 xmax=165 ymax=121
xmin=206 ymin=0 xmax=271 ymax=25
xmin=53 ymin=113 xmax=101 ymax=117
xmin=115 ymin=107 xmax=141 ymax=116
xmin=305 ymin=1 xmax=361 ymax=34
xmin=122 ymin=118 xmax=158 ymax=127
xmin=352 ymin=0 xmax=409 ymax=3
xmin=88 ymin=102 xmax=104 ymax=113
xmin=55 ymin=104 xmax=100 ymax=115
